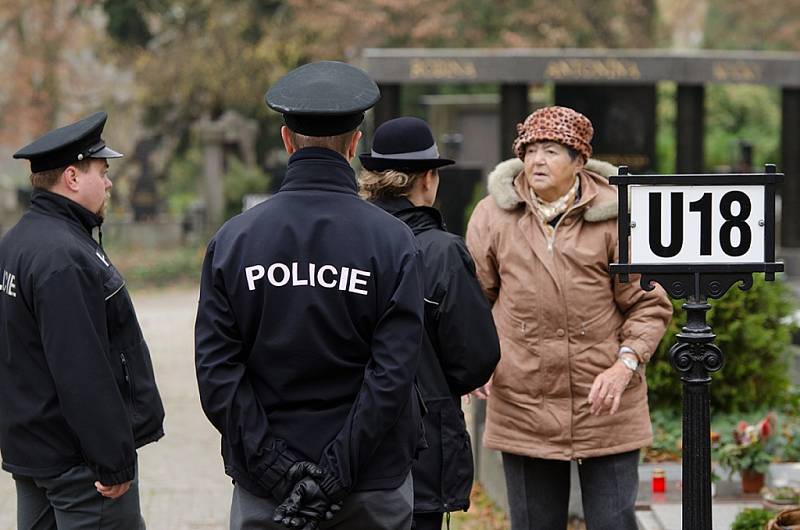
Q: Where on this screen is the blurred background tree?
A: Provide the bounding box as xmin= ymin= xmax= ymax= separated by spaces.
xmin=101 ymin=0 xmax=304 ymax=142
xmin=0 ymin=1 xmax=111 ymax=159
xmin=288 ymin=0 xmax=657 ymax=56
xmin=704 ymin=0 xmax=800 ymax=51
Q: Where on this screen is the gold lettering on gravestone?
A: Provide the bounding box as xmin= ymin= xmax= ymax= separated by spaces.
xmin=600 ymin=154 xmax=651 ymax=169
xmin=545 ymin=59 xmax=642 ymax=80
xmin=409 ymin=59 xmax=478 ymax=80
xmin=712 ymin=61 xmax=763 ymax=83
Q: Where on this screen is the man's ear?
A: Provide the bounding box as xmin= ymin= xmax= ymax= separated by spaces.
xmin=280 ymin=126 xmax=296 ymax=155
xmin=346 ymin=130 xmax=363 ymax=161
xmin=62 ymin=166 xmax=80 ymax=192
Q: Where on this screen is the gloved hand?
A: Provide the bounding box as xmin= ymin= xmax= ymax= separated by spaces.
xmin=272 ymin=477 xmax=342 ymax=529
xmin=271 ymin=461 xmax=325 ymax=502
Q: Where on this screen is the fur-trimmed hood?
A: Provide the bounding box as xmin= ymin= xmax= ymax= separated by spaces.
xmin=486 ymin=157 xmax=618 ymax=222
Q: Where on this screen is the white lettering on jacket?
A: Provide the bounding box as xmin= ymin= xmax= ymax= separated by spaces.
xmin=0 ymin=269 xmax=17 ymax=298
xmin=244 ymin=263 xmax=371 ymax=296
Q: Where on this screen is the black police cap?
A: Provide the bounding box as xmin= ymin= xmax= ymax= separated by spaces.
xmin=13 ymin=111 xmax=123 ymax=173
xmin=265 ymin=61 xmax=380 ymax=137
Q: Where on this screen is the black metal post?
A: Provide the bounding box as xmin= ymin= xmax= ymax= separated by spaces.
xmin=668 ymin=284 xmax=724 ymax=530
xmin=609 ymin=169 xmax=782 ymax=530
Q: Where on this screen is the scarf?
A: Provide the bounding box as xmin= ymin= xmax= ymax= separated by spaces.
xmin=530 ymin=176 xmax=580 ymax=231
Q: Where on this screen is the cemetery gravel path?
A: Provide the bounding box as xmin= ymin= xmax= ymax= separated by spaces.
xmin=0 ymin=287 xmax=232 ymax=530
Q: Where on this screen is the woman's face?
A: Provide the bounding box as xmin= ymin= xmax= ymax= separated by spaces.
xmin=523 ymin=141 xmax=584 ymax=202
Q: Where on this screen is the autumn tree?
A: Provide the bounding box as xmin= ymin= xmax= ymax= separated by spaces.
xmin=286 ymin=0 xmax=658 ymax=59
xmin=0 ymin=1 xmax=99 ymax=145
xmin=0 ymin=0 xmax=136 ymax=180
xmin=102 ymin=0 xmax=304 ymax=130
xmin=704 ymin=0 xmax=800 ymax=51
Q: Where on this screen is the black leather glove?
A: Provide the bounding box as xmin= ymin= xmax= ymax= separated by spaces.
xmin=272 ymin=477 xmax=342 ymax=529
xmin=270 ymin=461 xmax=325 ymax=502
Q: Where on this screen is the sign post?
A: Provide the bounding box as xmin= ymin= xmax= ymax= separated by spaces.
xmin=610 ymin=165 xmax=784 ymax=530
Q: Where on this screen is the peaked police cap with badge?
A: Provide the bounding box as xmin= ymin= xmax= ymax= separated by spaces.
xmin=13 ymin=111 xmax=123 ymax=173
xmin=265 ymin=61 xmax=380 ymax=137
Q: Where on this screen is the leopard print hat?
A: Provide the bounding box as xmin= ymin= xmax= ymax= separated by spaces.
xmin=512 ymin=106 xmax=594 ymax=161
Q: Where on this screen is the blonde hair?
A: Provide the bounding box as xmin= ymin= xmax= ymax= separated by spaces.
xmin=29 ymin=160 xmax=91 ymax=190
xmin=358 ymin=168 xmax=427 ymax=200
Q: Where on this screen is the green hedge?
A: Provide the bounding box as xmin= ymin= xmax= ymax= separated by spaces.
xmin=731 ymin=508 xmax=774 ymax=530
xmin=647 ymin=275 xmax=796 ymax=414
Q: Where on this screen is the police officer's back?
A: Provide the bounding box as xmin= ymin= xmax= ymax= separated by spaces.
xmin=195 ymin=62 xmax=425 ymax=530
xmin=0 ymin=112 xmax=165 ymax=529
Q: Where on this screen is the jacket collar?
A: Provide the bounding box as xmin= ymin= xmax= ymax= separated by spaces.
xmin=513 ymin=168 xmax=599 ymax=219
xmin=487 ymin=157 xmax=618 ymax=222
xmin=370 ymin=196 xmax=444 ymax=235
xmin=279 ymin=147 xmax=359 ymax=195
xmin=30 ymin=188 xmax=103 ymax=236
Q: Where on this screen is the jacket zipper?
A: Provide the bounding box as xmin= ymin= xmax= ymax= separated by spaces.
xmin=548 ymin=206 xmax=580 ymax=458
xmin=120 ymin=352 xmax=134 ymax=403
xmin=547 ymin=207 xmax=579 ymax=252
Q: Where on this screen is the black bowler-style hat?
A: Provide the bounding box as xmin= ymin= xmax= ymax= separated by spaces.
xmin=13 ymin=111 xmax=123 ymax=173
xmin=359 ymin=117 xmax=455 ymax=172
xmin=265 ymin=61 xmax=380 ymax=137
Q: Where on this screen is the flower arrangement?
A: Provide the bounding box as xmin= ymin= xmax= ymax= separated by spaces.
xmin=715 ymin=413 xmax=777 ymax=477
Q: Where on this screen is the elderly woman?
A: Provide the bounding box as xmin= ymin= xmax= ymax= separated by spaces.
xmin=359 ymin=116 xmax=501 ymax=530
xmin=466 ymin=106 xmax=673 ymax=530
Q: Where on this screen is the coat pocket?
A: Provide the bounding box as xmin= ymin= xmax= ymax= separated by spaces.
xmin=492 ymin=305 xmax=543 ymax=403
xmin=116 ymin=340 xmax=165 ymax=444
xmin=439 ymin=401 xmax=473 ymax=511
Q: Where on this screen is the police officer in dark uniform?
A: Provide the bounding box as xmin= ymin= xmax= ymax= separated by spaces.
xmin=0 ymin=111 xmax=165 ymax=529
xmin=358 ymin=117 xmax=501 ymax=530
xmin=194 ymin=61 xmax=425 ymax=530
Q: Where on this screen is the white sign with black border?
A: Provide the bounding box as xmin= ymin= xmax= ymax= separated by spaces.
xmin=609 ymin=165 xmax=782 ymax=286
xmin=630 ymin=185 xmax=765 ymax=264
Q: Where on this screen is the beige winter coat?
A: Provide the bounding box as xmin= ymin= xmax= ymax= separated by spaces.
xmin=465 ymin=158 xmax=673 ymax=460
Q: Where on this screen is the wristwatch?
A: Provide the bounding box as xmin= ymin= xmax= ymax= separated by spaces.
xmin=619 ymin=347 xmax=640 ymax=371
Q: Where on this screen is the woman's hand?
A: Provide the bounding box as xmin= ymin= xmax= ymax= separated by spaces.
xmin=470 ymin=375 xmax=493 ymax=401
xmin=587 ymin=362 xmax=633 ymax=416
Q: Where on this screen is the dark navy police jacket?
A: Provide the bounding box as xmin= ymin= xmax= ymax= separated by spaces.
xmin=195 ymin=147 xmax=425 ymax=499
xmin=0 ymin=190 xmax=165 ymax=485
xmin=374 ymin=197 xmax=500 ymax=514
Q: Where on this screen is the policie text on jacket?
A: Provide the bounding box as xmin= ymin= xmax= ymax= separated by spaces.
xmin=244 ymin=262 xmax=371 ymax=295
